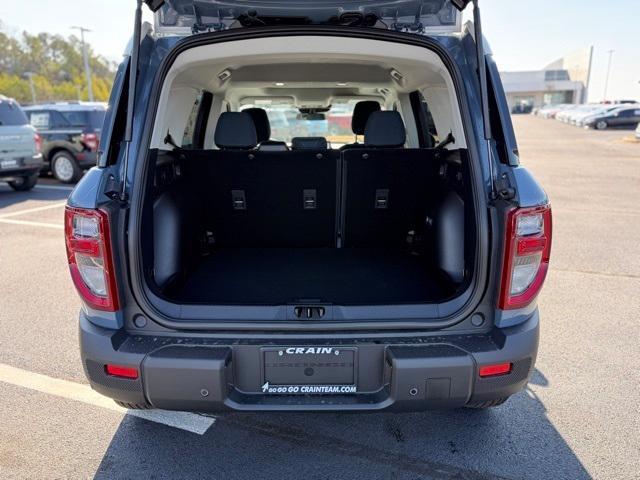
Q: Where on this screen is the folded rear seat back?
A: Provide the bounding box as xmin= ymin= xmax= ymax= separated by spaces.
xmin=341 ymin=111 xmax=437 ymax=248
xmin=203 ymin=112 xmax=338 ymax=248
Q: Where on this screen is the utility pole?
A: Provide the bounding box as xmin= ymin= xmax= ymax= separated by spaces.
xmin=23 ymin=72 xmax=37 ymax=104
xmin=71 ymin=26 xmax=94 ymax=102
xmin=603 ymin=49 xmax=614 ymax=102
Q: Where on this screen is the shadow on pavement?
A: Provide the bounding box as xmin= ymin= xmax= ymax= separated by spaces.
xmin=94 ymin=368 xmax=590 ymax=480
xmin=0 ymin=183 xmax=71 ymax=211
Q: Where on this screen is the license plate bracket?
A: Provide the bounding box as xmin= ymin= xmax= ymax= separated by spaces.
xmin=262 ymin=347 xmax=356 ymax=389
xmin=0 ymin=159 xmax=19 ymax=170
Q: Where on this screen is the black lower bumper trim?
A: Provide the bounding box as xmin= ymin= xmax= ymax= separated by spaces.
xmin=80 ymin=311 xmax=539 ymax=412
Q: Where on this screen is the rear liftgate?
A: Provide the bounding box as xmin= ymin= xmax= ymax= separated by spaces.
xmin=131 ymin=0 xmax=495 ymax=409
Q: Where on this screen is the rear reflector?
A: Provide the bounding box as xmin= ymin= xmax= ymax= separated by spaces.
xmin=105 ymin=364 xmax=139 ymax=379
xmin=479 ymin=363 xmax=512 ymax=378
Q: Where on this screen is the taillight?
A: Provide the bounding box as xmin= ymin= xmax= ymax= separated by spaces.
xmin=81 ymin=132 xmax=99 ymax=152
xmin=64 ymin=207 xmax=119 ymax=311
xmin=34 ymin=133 xmax=42 ymax=154
xmin=498 ymin=205 xmax=552 ymax=310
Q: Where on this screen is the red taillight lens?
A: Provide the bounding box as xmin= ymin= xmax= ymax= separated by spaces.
xmin=105 ymin=364 xmax=138 ymax=379
xmin=64 ymin=207 xmax=119 ymax=311
xmin=81 ymin=133 xmax=99 ymax=152
xmin=479 ymin=362 xmax=512 ymax=378
xmin=34 ymin=133 xmax=42 ymax=154
xmin=498 ymin=205 xmax=552 ymax=310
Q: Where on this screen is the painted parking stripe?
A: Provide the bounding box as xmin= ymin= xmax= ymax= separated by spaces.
xmin=0 ymin=218 xmax=63 ymax=229
xmin=34 ymin=184 xmax=74 ymax=191
xmin=0 ymin=202 xmax=66 ymax=219
xmin=0 ymin=363 xmax=216 ymax=435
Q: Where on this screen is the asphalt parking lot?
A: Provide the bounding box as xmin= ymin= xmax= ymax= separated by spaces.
xmin=0 ymin=116 xmax=639 ymax=480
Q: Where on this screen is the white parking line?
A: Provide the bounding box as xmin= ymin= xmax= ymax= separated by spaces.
xmin=34 ymin=184 xmax=74 ymax=191
xmin=0 ymin=363 xmax=216 ymax=435
xmin=0 ymin=202 xmax=66 ymax=219
xmin=0 ymin=218 xmax=64 ymax=229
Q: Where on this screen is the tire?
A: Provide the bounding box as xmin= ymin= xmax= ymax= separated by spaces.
xmin=595 ymin=120 xmax=608 ymax=130
xmin=114 ymin=400 xmax=153 ymax=410
xmin=51 ymin=150 xmax=82 ymax=183
xmin=8 ymin=173 xmax=38 ymax=191
xmin=465 ymin=397 xmax=510 ymax=409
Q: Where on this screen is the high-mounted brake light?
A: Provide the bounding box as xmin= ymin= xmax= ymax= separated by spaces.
xmin=105 ymin=364 xmax=138 ymax=379
xmin=64 ymin=207 xmax=119 ymax=311
xmin=498 ymin=205 xmax=552 ymax=310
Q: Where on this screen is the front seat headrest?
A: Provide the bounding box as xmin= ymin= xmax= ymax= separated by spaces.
xmin=243 ymin=107 xmax=271 ymax=143
xmin=364 ymin=111 xmax=406 ymax=148
xmin=291 ymin=137 xmax=328 ymax=150
xmin=214 ymin=112 xmax=257 ymax=150
xmin=351 ymin=101 xmax=381 ymax=135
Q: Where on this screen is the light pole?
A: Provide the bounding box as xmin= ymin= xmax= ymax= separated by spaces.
xmin=71 ymin=26 xmax=94 ymax=102
xmin=23 ymin=72 xmax=37 ymax=104
xmin=603 ymin=49 xmax=614 ymax=102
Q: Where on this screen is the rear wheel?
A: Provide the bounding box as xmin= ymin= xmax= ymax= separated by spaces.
xmin=465 ymin=397 xmax=510 ymax=409
xmin=8 ymin=173 xmax=38 ymax=191
xmin=595 ymin=120 xmax=608 ymax=130
xmin=52 ymin=151 xmax=81 ymax=183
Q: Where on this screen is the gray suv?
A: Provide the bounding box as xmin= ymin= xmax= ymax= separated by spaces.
xmin=67 ymin=0 xmax=551 ymax=412
xmin=0 ymin=96 xmax=44 ymax=191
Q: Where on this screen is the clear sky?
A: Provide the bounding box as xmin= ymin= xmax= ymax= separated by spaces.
xmin=1 ymin=0 xmax=638 ymax=102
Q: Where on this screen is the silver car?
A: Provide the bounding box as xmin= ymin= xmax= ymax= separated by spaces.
xmin=0 ymin=96 xmax=44 ymax=191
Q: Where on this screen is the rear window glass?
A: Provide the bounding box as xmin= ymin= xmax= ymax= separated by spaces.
xmin=59 ymin=110 xmax=106 ymax=129
xmin=0 ymin=101 xmax=29 ymax=126
xmin=240 ymin=99 xmax=383 ymax=147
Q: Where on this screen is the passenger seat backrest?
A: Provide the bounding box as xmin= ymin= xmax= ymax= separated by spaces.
xmin=341 ymin=110 xmax=435 ymax=247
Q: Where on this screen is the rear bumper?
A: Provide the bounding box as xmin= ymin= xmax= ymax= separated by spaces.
xmin=80 ymin=311 xmax=539 ymax=412
xmin=0 ymin=154 xmax=44 ymax=179
xmin=75 ymin=151 xmax=98 ymax=169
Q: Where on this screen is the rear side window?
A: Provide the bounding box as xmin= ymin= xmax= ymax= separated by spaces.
xmin=60 ymin=109 xmax=106 ymax=129
xmin=0 ymin=101 xmax=29 ymax=126
xmin=29 ymin=112 xmax=50 ymax=129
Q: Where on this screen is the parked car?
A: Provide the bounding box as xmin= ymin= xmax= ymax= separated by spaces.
xmin=23 ymin=102 xmax=106 ymax=183
xmin=584 ymin=106 xmax=640 ymax=130
xmin=0 ymin=95 xmax=44 ymax=191
xmin=537 ymin=104 xmax=570 ymax=119
xmin=575 ymin=105 xmax=635 ymax=127
xmin=67 ymin=0 xmax=551 ymax=413
xmin=635 ymin=122 xmax=640 ymax=139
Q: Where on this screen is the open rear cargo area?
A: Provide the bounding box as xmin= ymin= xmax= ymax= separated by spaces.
xmin=175 ymin=247 xmax=456 ymax=305
xmin=136 ymin=35 xmax=479 ymax=316
xmin=144 ymin=143 xmax=475 ymax=308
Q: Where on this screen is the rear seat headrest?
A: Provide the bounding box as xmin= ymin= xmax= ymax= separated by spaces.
xmin=351 ymin=101 xmax=381 ymax=135
xmin=291 ymin=137 xmax=328 ymax=150
xmin=214 ymin=112 xmax=258 ymax=150
xmin=243 ymin=107 xmax=271 ymax=143
xmin=364 ymin=111 xmax=406 ymax=148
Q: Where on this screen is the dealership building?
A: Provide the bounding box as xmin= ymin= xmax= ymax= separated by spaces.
xmin=500 ymin=47 xmax=593 ymax=112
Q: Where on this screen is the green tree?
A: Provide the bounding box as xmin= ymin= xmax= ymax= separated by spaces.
xmin=0 ymin=23 xmax=116 ymax=104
